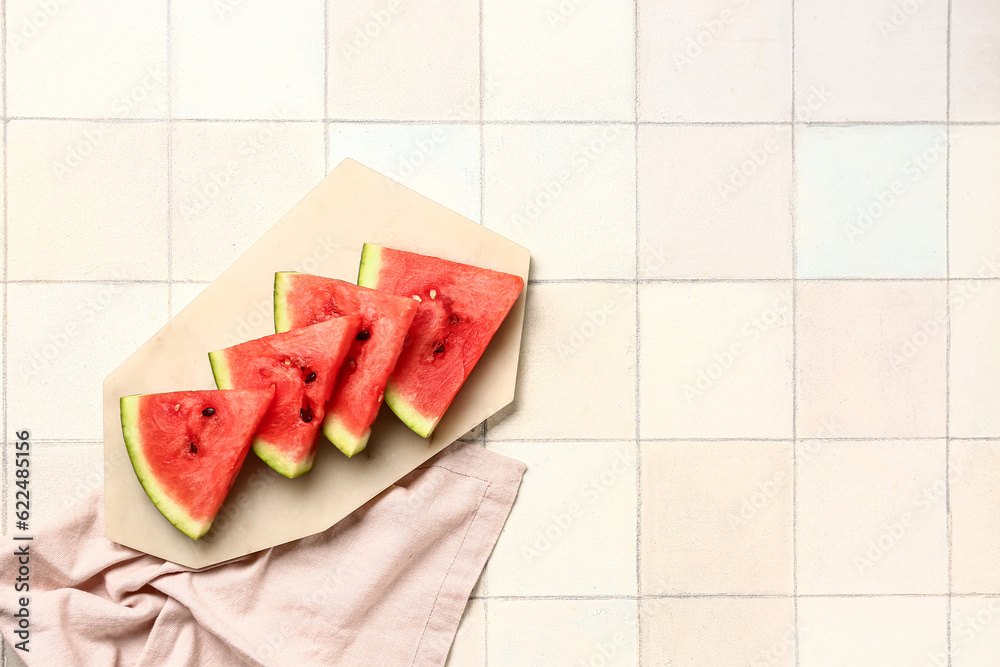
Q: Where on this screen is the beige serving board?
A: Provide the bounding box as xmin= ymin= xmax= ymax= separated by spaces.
xmin=103 ymin=159 xmax=530 ymax=568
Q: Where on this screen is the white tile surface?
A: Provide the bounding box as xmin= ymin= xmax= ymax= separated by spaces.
xmin=642 ymin=441 xmax=793 ymax=595
xmin=797 ymin=597 xmax=948 ymax=666
xmin=6 ymin=0 xmax=168 ymax=118
xmin=638 ymin=0 xmax=792 ymax=122
xmin=949 ymin=126 xmax=1000 ymax=279
xmin=170 ymin=283 xmax=209 ymax=318
xmin=5 ymin=443 xmax=103 ymax=534
xmin=487 ymin=283 xmax=636 ymax=440
xmin=483 ymin=124 xmax=636 ymax=280
xmin=641 ymin=597 xmax=796 ymax=666
xmin=638 ymin=124 xmax=793 ymax=279
xmin=795 ymin=125 xmax=947 ymax=279
xmin=171 ymin=0 xmax=325 ymax=119
xmin=795 ymin=0 xmax=948 ymax=122
xmin=328 ymin=0 xmax=479 ymax=121
xmin=3 ymin=2 xmax=997 ymax=664
xmin=639 ymin=282 xmax=794 ymax=439
xmin=444 ymin=599 xmax=485 ymax=667
xmin=950 ymin=441 xmax=1000 ymax=594
xmin=7 ymin=120 xmax=169 ymax=281
xmin=796 ymin=440 xmax=948 ymax=595
xmin=951 ymin=598 xmax=1000 ymax=666
xmin=488 ymin=599 xmax=637 ymax=667
xmin=950 ymin=0 xmax=1000 ymax=121
xmin=171 ymin=121 xmax=326 ymax=282
xmin=796 ymin=281 xmax=948 ymax=439
xmin=329 ymin=124 xmax=480 ymax=222
xmin=487 ymin=441 xmax=636 ymax=596
xmin=7 ymin=284 xmax=168 ymax=441
xmin=950 ymin=283 xmax=1000 ymax=439
xmin=483 ymin=0 xmax=635 ymax=121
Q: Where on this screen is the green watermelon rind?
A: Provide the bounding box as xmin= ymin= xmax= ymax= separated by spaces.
xmin=383 ymin=383 xmax=438 ymax=439
xmin=321 ymin=411 xmax=371 ymax=457
xmin=208 ymin=349 xmax=312 ymax=479
xmin=357 ymin=243 xmax=441 ymax=439
xmin=356 ymin=242 xmax=383 ymax=289
xmin=273 ymin=271 xmax=298 ymax=334
xmin=120 ymin=395 xmax=212 ymax=540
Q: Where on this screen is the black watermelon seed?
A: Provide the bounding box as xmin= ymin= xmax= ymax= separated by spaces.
xmin=300 ymin=408 xmax=313 ymax=423
xmin=304 ymin=371 xmax=317 ymax=383
xmin=434 ymin=342 xmax=446 ymax=354
xmin=356 ymin=330 xmax=370 ymax=341
xmin=189 ymin=442 xmax=198 ymax=454
xmin=202 ymin=407 xmax=215 ymax=417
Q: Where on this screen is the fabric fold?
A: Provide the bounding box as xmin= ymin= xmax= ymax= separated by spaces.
xmin=1 ymin=442 xmax=524 ymax=667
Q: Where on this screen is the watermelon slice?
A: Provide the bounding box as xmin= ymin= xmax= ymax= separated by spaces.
xmin=274 ymin=272 xmax=418 ymax=457
xmin=120 ymin=388 xmax=274 ymax=539
xmin=208 ymin=316 xmax=360 ymax=478
xmin=357 ymin=244 xmax=525 ymax=438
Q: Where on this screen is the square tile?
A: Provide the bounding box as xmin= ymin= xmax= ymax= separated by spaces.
xmin=7 ymin=120 xmax=168 ymax=281
xmin=171 ymin=122 xmax=326 ymax=281
xmin=795 ymin=0 xmax=947 ymax=121
xmin=950 ymin=441 xmax=1000 ymax=593
xmin=951 ymin=283 xmax=1000 ymax=438
xmin=796 ymin=281 xmax=947 ymax=439
xmin=6 ymin=0 xmax=168 ymax=117
xmin=7 ymin=284 xmax=168 ymax=441
xmin=487 ymin=441 xmax=636 ymax=596
xmin=795 ymin=125 xmax=947 ymax=279
xmin=483 ymin=0 xmax=634 ymax=121
xmin=445 ymin=599 xmax=484 ymax=667
xmin=639 ymin=282 xmax=793 ymax=439
xmin=488 ymin=599 xmax=637 ymax=667
xmin=641 ymin=441 xmax=793 ymax=595
xmin=483 ymin=124 xmax=636 ymax=280
xmin=950 ymin=0 xmax=1000 ymax=121
xmin=170 ymin=283 xmax=209 ymax=318
xmin=951 ymin=597 xmax=1000 ymax=665
xmin=486 ymin=284 xmax=636 ymax=440
xmin=796 ymin=440 xmax=948 ymax=594
xmin=5 ymin=443 xmax=103 ymax=534
xmin=640 ymin=597 xmax=795 ymax=666
xmin=172 ymin=0 xmax=324 ymax=119
xmin=328 ymin=124 xmax=479 ymax=222
xmin=328 ymin=0 xmax=479 ymax=121
xmin=797 ymin=597 xmax=948 ymax=665
xmin=638 ymin=0 xmax=792 ymax=122
xmin=949 ymin=126 xmax=1000 ymax=279
xmin=638 ymin=125 xmax=792 ymax=279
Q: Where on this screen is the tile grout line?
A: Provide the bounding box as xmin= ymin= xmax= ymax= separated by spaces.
xmin=790 ymin=1 xmax=799 ymax=664
xmin=25 ymin=435 xmax=988 ymax=445
xmin=7 ymin=116 xmax=1000 ymax=127
xmin=476 ymin=592 xmax=991 ymax=601
xmin=945 ymin=0 xmax=953 ymax=662
xmin=166 ymin=0 xmax=173 ymax=318
xmin=8 ymin=276 xmax=1000 ymax=286
xmin=2 ymin=0 xmax=6 ymax=661
xmin=323 ymin=0 xmax=330 ymax=175
xmin=633 ymin=0 xmax=642 ymax=663
xmin=479 ymin=3 xmax=489 ymax=665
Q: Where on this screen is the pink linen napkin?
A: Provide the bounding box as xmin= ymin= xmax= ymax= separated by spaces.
xmin=0 ymin=442 xmax=524 ymax=666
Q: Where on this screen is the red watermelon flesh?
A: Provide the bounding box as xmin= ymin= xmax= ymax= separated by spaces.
xmin=357 ymin=244 xmax=525 ymax=438
xmin=120 ymin=388 xmax=274 ymax=539
xmin=274 ymin=272 xmax=418 ymax=457
xmin=208 ymin=315 xmax=360 ymax=478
